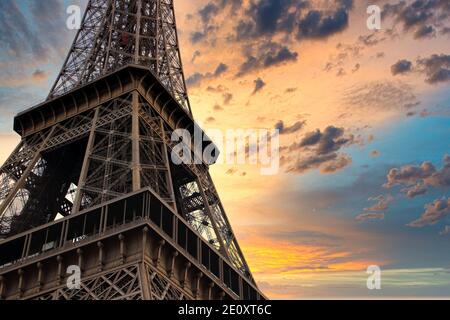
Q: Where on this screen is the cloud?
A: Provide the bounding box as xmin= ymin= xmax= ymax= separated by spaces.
xmin=0 ymin=0 xmax=47 ymax=59
xmin=384 ymin=155 xmax=450 ymax=198
xmin=186 ymin=63 xmax=229 ymax=87
xmin=214 ymin=63 xmax=229 ymax=76
xmin=0 ymin=0 xmax=85 ymax=92
xmin=408 ymin=198 xmax=450 ymax=228
xmin=213 ymin=104 xmax=223 ymax=111
xmin=391 ymin=59 xmax=413 ymax=75
xmin=285 ymin=87 xmax=298 ymax=93
xmin=342 ymin=81 xmax=419 ymax=111
xmin=226 ymin=167 xmax=238 ymax=175
xmin=356 ymin=212 xmax=385 ymax=221
xmin=390 ymin=54 xmax=450 ymax=84
xmin=190 ymin=0 xmax=243 ymax=44
xmin=401 ymin=183 xmax=428 ymax=198
xmin=237 ymin=41 xmax=298 ymax=76
xmin=275 ymin=120 xmax=306 ymax=135
xmin=371 ymin=150 xmax=380 ymax=157
xmin=223 ymin=92 xmax=233 ymax=105
xmin=204 ymin=116 xmax=216 ymax=124
xmin=283 ymin=126 xmax=355 ymax=174
xmin=299 ymin=126 xmax=354 ymax=155
xmin=366 ymin=194 xmax=394 ymax=212
xmin=191 ymin=1 xmax=354 ymax=77
xmin=356 ymin=195 xmax=393 ymax=221
xmin=252 ymin=77 xmax=266 ymax=95
xmin=384 ymin=162 xmax=437 ymax=188
xmin=199 ymin=2 xmax=221 ymax=24
xmin=414 ymin=25 xmax=436 ymax=39
xmin=32 ymin=69 xmax=49 ymax=83
xmin=235 ymin=0 xmax=307 ymax=40
xmin=417 ymin=54 xmax=450 ymax=84
xmin=320 ymin=154 xmax=352 ymax=174
xmin=191 ymin=50 xmax=201 ymax=63
xmin=358 ymin=33 xmax=387 ymax=47
xmin=296 ymin=4 xmax=352 ymax=40
xmin=383 ymin=0 xmax=450 ymax=39
xmin=190 ymin=30 xmax=209 ymax=43
xmin=235 ymin=0 xmax=353 ymax=41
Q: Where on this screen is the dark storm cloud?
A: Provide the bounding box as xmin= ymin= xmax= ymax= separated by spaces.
xmin=391 ymin=59 xmax=413 ymax=75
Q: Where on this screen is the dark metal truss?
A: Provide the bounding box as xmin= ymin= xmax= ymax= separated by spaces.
xmin=0 ymin=92 xmax=253 ymax=282
xmin=49 ymin=0 xmax=191 ymax=113
xmin=0 ymin=0 xmax=256 ymax=286
xmin=33 ymin=263 xmax=191 ymax=300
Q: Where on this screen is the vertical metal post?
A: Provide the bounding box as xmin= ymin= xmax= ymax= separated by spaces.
xmin=138 ymin=262 xmax=151 ymax=300
xmin=134 ymin=0 xmax=142 ymax=64
xmin=132 ymin=91 xmax=141 ymax=191
xmin=72 ymin=107 xmax=100 ymax=214
xmin=160 ymin=118 xmax=176 ymax=208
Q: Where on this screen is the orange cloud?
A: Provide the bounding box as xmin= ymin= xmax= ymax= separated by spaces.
xmin=242 ymin=232 xmax=383 ymax=277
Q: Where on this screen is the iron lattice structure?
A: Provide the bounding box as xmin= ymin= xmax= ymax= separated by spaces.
xmin=50 ymin=0 xmax=191 ymax=113
xmin=0 ymin=0 xmax=263 ymax=300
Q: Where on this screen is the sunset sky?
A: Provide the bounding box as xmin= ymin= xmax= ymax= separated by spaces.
xmin=1 ymin=0 xmax=450 ymax=298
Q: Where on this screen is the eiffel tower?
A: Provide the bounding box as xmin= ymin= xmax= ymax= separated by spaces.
xmin=0 ymin=0 xmax=264 ymax=300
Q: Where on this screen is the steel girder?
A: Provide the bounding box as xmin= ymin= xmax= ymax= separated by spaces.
xmin=32 ymin=263 xmax=192 ymax=300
